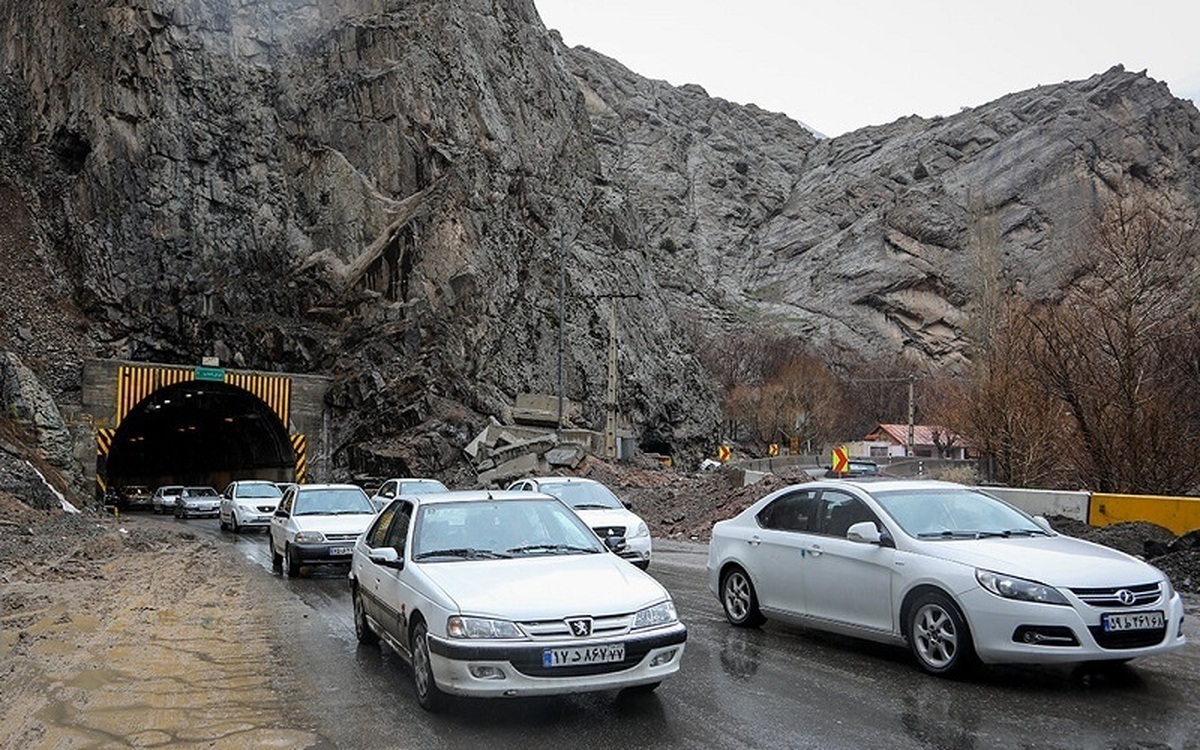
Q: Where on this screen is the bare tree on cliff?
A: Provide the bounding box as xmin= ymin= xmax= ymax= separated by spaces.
xmin=1023 ymin=189 xmax=1200 ymax=494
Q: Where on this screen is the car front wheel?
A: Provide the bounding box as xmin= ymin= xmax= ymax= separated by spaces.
xmin=721 ymin=566 xmax=766 ymax=627
xmin=908 ymin=591 xmax=977 ymax=677
xmin=411 ymin=621 xmax=445 ymax=711
xmin=353 ymin=587 xmax=379 ymax=645
xmin=230 ymin=513 xmax=240 ymax=534
xmin=271 ymin=537 xmax=283 ymax=572
xmin=285 ymin=544 xmax=301 ymax=577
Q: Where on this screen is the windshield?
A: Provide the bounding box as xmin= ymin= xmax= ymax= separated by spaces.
xmin=397 ymin=480 xmax=448 ymax=495
xmin=872 ymin=488 xmax=1047 ymax=539
xmin=183 ymin=487 xmax=218 ymax=497
xmin=237 ymin=484 xmax=283 ymax=499
xmin=412 ymin=499 xmax=605 ymax=561
xmin=293 ymin=488 xmax=373 ymax=516
xmin=537 ymin=481 xmax=623 ymax=510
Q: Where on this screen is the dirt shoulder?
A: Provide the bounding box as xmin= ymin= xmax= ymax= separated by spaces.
xmin=0 ymin=495 xmax=323 ymax=749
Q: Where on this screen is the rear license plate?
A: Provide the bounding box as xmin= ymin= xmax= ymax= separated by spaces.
xmin=543 ymin=643 xmax=625 ymax=668
xmin=328 ymin=546 xmax=352 ymax=557
xmin=1102 ymin=610 xmax=1164 ymax=631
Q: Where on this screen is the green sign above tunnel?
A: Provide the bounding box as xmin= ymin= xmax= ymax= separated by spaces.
xmin=194 ymin=366 xmax=226 ymax=382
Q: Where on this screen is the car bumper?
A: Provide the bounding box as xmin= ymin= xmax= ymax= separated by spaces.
xmin=234 ymin=511 xmax=274 ymax=527
xmin=618 ymin=537 xmax=652 ymax=565
xmin=178 ymin=505 xmax=220 ymax=517
xmin=291 ymin=541 xmax=358 ymax=565
xmin=426 ymin=622 xmax=687 ymax=697
xmin=960 ymin=588 xmax=1187 ymax=664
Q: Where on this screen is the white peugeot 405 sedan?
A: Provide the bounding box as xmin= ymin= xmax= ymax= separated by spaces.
xmin=350 ymin=490 xmax=686 ymax=711
xmin=707 ymin=479 xmax=1185 ymax=676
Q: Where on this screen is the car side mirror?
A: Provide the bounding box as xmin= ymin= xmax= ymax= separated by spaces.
xmin=1032 ymin=515 xmax=1054 ymax=533
xmin=622 ymin=500 xmax=632 ymax=510
xmin=604 ymin=535 xmax=628 ymax=553
xmin=848 ymin=521 xmax=895 ymax=547
xmin=369 ymin=547 xmax=404 ymax=569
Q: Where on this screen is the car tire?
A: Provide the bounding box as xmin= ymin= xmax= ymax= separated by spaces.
xmin=219 ymin=513 xmax=229 ymax=531
xmin=410 ymin=620 xmax=445 ymax=712
xmin=230 ymin=514 xmax=240 ymax=534
xmin=721 ymin=566 xmax=766 ymax=627
xmin=285 ymin=544 xmax=301 ymax=577
xmin=353 ymin=587 xmax=379 ymax=645
xmin=271 ymin=539 xmax=283 ymax=573
xmin=908 ymin=590 xmax=977 ymax=677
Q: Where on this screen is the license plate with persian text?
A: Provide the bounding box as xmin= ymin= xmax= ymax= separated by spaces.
xmin=542 ymin=643 xmax=625 ymax=667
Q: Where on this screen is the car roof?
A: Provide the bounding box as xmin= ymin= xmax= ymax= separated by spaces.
xmin=235 ymin=479 xmax=277 ymax=485
xmin=414 ymin=489 xmax=558 ymax=506
xmin=814 ymin=478 xmax=969 ymax=492
xmin=296 ymin=483 xmax=367 ymax=491
xmin=523 ymin=476 xmax=599 ymax=486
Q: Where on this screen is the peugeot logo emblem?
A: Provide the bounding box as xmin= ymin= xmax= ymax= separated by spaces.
xmin=1116 ymin=589 xmax=1136 ymax=606
xmin=565 ymin=617 xmax=593 ymax=637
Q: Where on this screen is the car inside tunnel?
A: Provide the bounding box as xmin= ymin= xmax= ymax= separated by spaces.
xmin=105 ymin=380 xmax=296 ymax=494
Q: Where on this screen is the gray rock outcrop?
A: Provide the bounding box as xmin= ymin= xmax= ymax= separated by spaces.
xmin=1 ymin=0 xmax=1197 ymax=486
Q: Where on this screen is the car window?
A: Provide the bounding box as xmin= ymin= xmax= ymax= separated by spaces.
xmin=412 ymin=499 xmax=604 ymax=561
xmin=817 ymin=491 xmax=880 ymax=537
xmin=278 ymin=490 xmax=294 ymax=514
xmin=367 ymin=503 xmax=400 ymax=548
xmin=537 ymin=481 xmax=623 ymax=510
xmin=756 ymin=490 xmax=819 ymax=532
xmin=379 ymin=482 xmax=395 ymax=499
xmin=381 ymin=502 xmax=414 ymax=555
xmin=398 ymin=480 xmax=448 ymax=495
xmin=871 ymin=487 xmax=1044 ymax=538
xmin=237 ymin=484 xmax=282 ymax=499
xmin=293 ymin=488 xmax=373 ymax=516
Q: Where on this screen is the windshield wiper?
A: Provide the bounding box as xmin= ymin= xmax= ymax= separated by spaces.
xmin=916 ymin=530 xmax=977 ymax=539
xmin=981 ymin=528 xmax=1051 ymax=538
xmin=507 ymin=544 xmax=597 ymax=555
xmin=571 ymin=504 xmax=614 ymax=510
xmin=413 ymin=548 xmax=512 ymax=560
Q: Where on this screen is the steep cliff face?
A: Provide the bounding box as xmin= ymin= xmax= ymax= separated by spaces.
xmin=2 ymin=0 xmax=1198 ymax=483
xmin=0 ymin=0 xmax=720 ymax=475
xmin=571 ymin=54 xmax=1200 ymax=368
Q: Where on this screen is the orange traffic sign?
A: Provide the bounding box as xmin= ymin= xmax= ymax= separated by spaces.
xmin=717 ymin=445 xmax=731 ymax=462
xmin=768 ymin=443 xmax=779 ymax=457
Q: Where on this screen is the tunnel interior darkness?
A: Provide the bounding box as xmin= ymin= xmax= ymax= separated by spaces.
xmin=106 ymin=380 xmax=295 ymax=491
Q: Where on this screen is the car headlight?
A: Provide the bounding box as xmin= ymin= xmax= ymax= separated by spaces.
xmin=633 ymin=600 xmax=678 ymax=629
xmin=294 ymin=531 xmax=327 ymax=543
xmin=1159 ymin=572 xmax=1176 ymax=601
xmin=238 ymin=503 xmax=259 ymax=513
xmin=976 ymin=569 xmax=1069 ymax=606
xmin=629 ymin=521 xmax=650 ymax=539
xmin=447 ymin=616 xmax=524 ymax=639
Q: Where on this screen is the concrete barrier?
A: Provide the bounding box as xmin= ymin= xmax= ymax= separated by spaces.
xmin=1089 ymin=493 xmax=1200 ymax=536
xmin=981 ymin=487 xmax=1090 ymax=522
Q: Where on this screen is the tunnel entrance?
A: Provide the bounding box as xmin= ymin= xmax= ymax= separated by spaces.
xmin=104 ymin=380 xmax=296 ymax=494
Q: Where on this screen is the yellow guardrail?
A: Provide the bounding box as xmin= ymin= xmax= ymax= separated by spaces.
xmin=1089 ymin=493 xmax=1200 ymax=536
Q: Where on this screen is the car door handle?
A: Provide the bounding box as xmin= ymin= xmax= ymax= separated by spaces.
xmin=748 ymin=536 xmax=761 ymax=546
xmin=807 ymin=545 xmax=823 ymax=557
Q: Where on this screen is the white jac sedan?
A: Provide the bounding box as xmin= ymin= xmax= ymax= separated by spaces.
xmin=708 ymin=479 xmax=1186 ymax=676
xmin=219 ymin=480 xmax=283 ymax=533
xmin=350 ymin=490 xmax=686 ymax=711
xmin=269 ymin=484 xmax=377 ymax=577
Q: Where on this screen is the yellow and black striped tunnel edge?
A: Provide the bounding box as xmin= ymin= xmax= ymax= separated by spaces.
xmin=115 ymin=365 xmax=292 ymax=427
xmin=291 ymin=434 xmax=308 ymax=483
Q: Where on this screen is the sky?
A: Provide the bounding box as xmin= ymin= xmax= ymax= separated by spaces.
xmin=534 ymin=0 xmax=1200 ymax=137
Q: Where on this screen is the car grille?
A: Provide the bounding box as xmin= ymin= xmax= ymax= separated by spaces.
xmin=256 ymin=505 xmax=275 ymax=512
xmin=324 ymin=533 xmax=361 ymax=542
xmin=591 ymin=525 xmax=626 ymax=538
xmin=519 ymin=614 xmax=632 ymax=641
xmin=1087 ymin=625 xmax=1167 ymax=650
xmin=1069 ymin=582 xmax=1161 ymax=608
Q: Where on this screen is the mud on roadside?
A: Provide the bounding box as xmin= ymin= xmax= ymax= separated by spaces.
xmin=0 ymin=494 xmax=324 ymax=749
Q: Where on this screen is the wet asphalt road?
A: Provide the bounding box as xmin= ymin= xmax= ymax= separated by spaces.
xmin=183 ymin=517 xmax=1200 ymax=749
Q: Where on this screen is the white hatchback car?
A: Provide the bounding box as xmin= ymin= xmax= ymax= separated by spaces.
xmin=708 ymin=479 xmax=1186 ymax=676
xmin=219 ymin=480 xmax=284 ymax=533
xmin=269 ymin=484 xmax=377 ymax=576
xmin=151 ymin=485 xmax=183 ymax=515
xmin=350 ymin=491 xmax=686 ymax=711
xmin=507 ymin=477 xmax=652 ymax=569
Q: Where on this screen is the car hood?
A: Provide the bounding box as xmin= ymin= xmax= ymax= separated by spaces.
xmin=916 ymin=535 xmax=1164 ymax=587
xmin=420 ymin=554 xmax=667 ymax=619
xmin=292 ymin=513 xmax=375 ymax=535
xmin=572 ymin=508 xmax=642 ymax=531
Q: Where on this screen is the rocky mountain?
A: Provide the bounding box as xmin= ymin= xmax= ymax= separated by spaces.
xmin=2 ymin=0 xmax=1198 ymax=489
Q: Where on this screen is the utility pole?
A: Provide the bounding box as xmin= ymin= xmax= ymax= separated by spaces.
xmin=907 ymin=376 xmax=916 ymax=457
xmin=604 ymin=303 xmax=618 ymax=459
xmin=556 ymin=234 xmax=566 ymax=440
